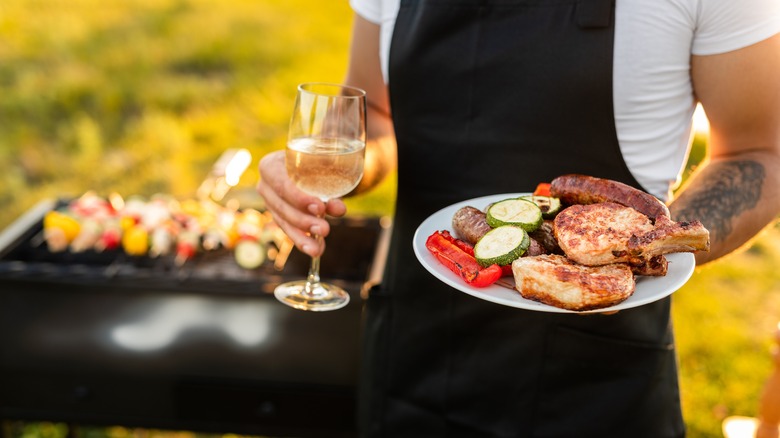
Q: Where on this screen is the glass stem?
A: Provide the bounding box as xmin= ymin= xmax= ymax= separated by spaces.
xmin=304 ymin=234 xmax=323 ymax=296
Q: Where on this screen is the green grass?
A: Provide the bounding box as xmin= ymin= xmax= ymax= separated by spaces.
xmin=1 ymin=2 xmax=779 ymax=438
xmin=673 ymin=224 xmax=780 ymax=437
xmin=0 ymin=0 xmax=393 ymax=229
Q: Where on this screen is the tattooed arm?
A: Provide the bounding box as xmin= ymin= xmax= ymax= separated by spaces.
xmin=670 ymin=34 xmax=780 ymax=265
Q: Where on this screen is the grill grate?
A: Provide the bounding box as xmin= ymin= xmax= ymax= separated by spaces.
xmin=0 ymin=201 xmax=386 ymax=296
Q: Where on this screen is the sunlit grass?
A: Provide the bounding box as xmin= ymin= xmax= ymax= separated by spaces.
xmin=0 ymin=1 xmax=778 ymax=438
xmin=674 ymin=224 xmax=780 ymax=437
xmin=0 ymin=0 xmax=389 ymax=230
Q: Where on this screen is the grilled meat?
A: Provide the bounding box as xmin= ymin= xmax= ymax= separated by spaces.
xmin=554 ymin=202 xmax=709 ymax=266
xmin=452 ymin=206 xmax=492 ymax=245
xmin=630 ymin=255 xmax=668 ymax=277
xmin=524 ymin=236 xmax=548 ymax=257
xmin=627 ymin=214 xmax=711 ymax=257
xmin=550 ymin=174 xmax=670 ymax=220
xmin=512 ymin=254 xmax=636 ymax=311
xmin=528 ymin=219 xmax=562 ymax=255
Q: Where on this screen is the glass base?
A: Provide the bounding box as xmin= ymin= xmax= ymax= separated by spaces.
xmin=273 ymin=280 xmax=350 ymax=311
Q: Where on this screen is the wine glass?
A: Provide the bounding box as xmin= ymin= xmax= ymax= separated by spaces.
xmin=274 ymin=82 xmax=367 ymax=311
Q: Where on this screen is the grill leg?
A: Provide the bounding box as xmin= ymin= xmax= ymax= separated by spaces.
xmin=65 ymin=423 xmax=79 ymax=438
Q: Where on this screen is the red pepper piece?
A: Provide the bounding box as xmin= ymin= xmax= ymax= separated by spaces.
xmin=437 ymin=230 xmax=510 ymax=279
xmin=470 ymin=264 xmax=503 ymax=287
xmin=439 ymin=230 xmax=475 ymax=256
xmin=501 ymin=264 xmax=513 ymax=277
xmin=425 ymin=231 xmax=501 ymax=287
xmin=426 ymin=231 xmax=480 ymax=281
xmin=533 ymin=182 xmax=552 ymax=197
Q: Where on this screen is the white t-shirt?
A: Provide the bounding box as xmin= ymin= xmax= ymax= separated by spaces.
xmin=349 ymin=0 xmax=780 ymax=200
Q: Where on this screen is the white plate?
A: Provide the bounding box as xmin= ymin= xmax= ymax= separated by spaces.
xmin=412 ymin=193 xmax=696 ymax=314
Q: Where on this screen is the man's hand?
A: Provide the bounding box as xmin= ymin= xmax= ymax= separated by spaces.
xmin=256 ymin=150 xmax=346 ymax=258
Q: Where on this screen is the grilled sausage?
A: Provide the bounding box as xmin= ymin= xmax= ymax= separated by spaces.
xmin=528 ymin=220 xmax=563 ymax=255
xmin=523 ymin=236 xmax=548 ymax=257
xmin=452 ymin=206 xmax=492 ymax=245
xmin=550 ymin=174 xmax=670 ymax=220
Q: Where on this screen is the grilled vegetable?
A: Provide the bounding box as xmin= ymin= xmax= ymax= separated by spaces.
xmin=440 ymin=230 xmax=514 ymax=277
xmin=97 ymin=219 xmax=122 ymax=251
xmin=43 ymin=210 xmax=81 ymax=244
xmin=438 ymin=230 xmax=475 ymax=255
xmin=235 ymin=237 xmax=266 ymax=269
xmin=485 ymin=198 xmax=543 ymax=231
xmin=70 ymin=218 xmax=103 ymax=253
xmin=474 ymin=225 xmax=530 ymax=267
xmin=533 ymin=182 xmax=551 ymax=197
xmin=520 ymin=195 xmax=562 ymax=219
xmin=425 ymin=231 xmax=502 ymax=287
xmin=122 ymin=224 xmax=149 ymax=256
xmin=175 ymin=229 xmax=200 ymax=265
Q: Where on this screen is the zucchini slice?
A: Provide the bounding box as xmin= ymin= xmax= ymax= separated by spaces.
xmin=520 ymin=195 xmax=562 ymax=219
xmin=485 ymin=198 xmax=543 ymax=231
xmin=235 ymin=239 xmax=266 ymax=269
xmin=474 ymin=225 xmax=530 ymax=267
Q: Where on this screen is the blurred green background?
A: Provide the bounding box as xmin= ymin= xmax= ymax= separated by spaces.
xmin=0 ymin=1 xmax=778 ymax=437
xmin=0 ymin=0 xmax=395 ymax=226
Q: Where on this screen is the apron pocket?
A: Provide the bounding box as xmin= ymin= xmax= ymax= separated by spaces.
xmin=533 ymin=325 xmax=684 ymax=438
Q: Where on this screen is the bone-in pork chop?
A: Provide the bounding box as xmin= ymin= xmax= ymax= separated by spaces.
xmin=554 ymin=202 xmax=709 ymax=266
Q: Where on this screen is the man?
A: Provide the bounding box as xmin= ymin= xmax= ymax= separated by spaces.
xmin=258 ymin=0 xmax=780 ymax=435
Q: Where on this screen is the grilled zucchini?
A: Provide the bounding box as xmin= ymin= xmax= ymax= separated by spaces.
xmin=485 ymin=198 xmax=543 ymax=231
xmin=474 ymin=225 xmax=530 ymax=267
xmin=520 ymin=195 xmax=562 ymax=219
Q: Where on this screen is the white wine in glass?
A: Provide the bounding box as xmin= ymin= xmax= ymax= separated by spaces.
xmin=274 ymin=82 xmax=367 ymax=311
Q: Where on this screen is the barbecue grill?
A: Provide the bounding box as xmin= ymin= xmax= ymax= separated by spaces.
xmin=0 ymin=198 xmax=390 ymax=438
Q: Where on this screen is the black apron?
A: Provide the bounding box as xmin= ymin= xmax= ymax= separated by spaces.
xmin=359 ymin=0 xmax=685 ymax=436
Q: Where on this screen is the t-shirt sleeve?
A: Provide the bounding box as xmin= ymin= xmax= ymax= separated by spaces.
xmin=693 ymin=0 xmax=780 ymax=55
xmin=350 ymin=0 xmax=383 ymax=24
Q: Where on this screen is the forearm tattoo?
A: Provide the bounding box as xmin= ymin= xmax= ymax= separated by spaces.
xmin=674 ymin=160 xmax=764 ymax=244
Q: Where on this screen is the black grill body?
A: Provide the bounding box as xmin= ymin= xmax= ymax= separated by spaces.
xmin=0 ymin=200 xmax=388 ymax=438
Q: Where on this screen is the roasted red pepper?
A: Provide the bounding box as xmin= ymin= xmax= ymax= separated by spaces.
xmin=438 ymin=229 xmax=515 ymax=278
xmin=470 ymin=265 xmax=503 ymax=287
xmin=533 ymin=182 xmax=552 ymax=197
xmin=438 ymin=230 xmax=475 ymax=255
xmin=426 ymin=231 xmax=502 ymax=287
xmin=500 ymin=264 xmax=513 ymax=277
xmin=438 ymin=230 xmax=513 ymax=277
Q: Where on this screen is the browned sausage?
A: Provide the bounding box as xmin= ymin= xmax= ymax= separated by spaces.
xmin=523 ymin=236 xmax=547 ymax=257
xmin=451 ymin=206 xmax=492 ymax=245
xmin=550 ymin=174 xmax=670 ymax=220
xmin=528 ymin=220 xmax=562 ymax=255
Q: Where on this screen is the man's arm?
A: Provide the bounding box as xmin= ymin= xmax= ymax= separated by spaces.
xmin=344 ymin=14 xmax=397 ymax=195
xmin=670 ymin=33 xmax=780 ymax=264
